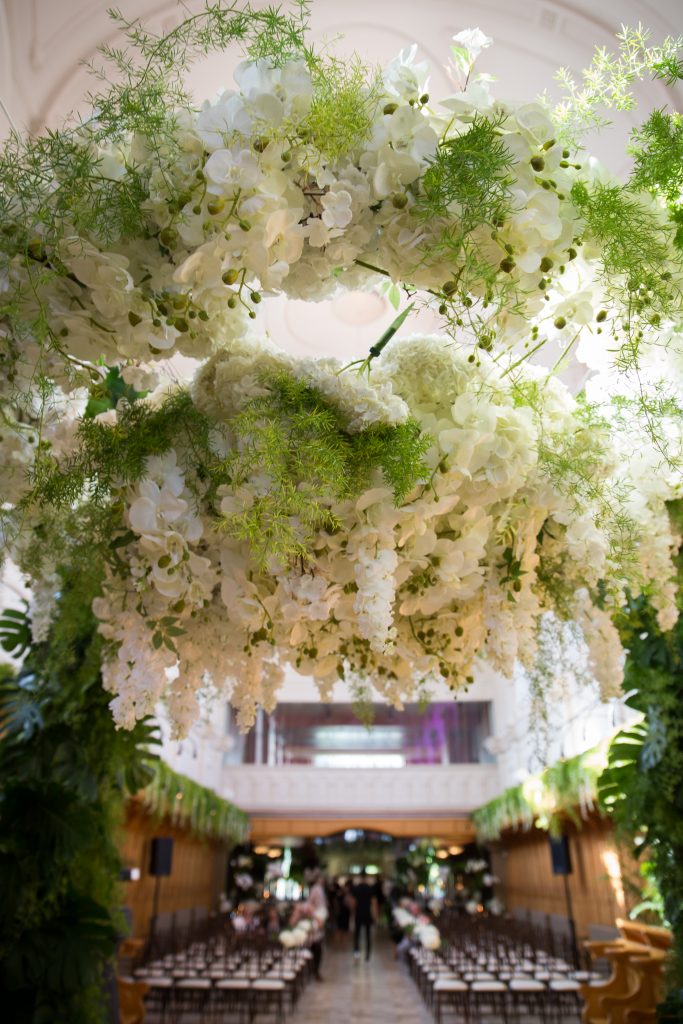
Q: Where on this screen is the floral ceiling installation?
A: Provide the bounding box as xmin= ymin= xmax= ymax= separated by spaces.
xmin=0 ymin=5 xmax=681 ymax=735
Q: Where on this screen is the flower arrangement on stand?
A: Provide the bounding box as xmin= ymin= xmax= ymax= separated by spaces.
xmin=393 ymin=902 xmax=441 ymax=950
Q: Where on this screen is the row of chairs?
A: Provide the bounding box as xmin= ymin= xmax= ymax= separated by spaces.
xmin=130 ymin=932 xmax=315 ymax=1022
xmin=406 ymin=915 xmax=603 ymax=1023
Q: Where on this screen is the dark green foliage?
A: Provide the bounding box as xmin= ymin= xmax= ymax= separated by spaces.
xmin=84 ymin=366 xmax=149 ymax=419
xmin=0 ymin=569 xmax=159 ymax=1024
xmin=222 ymin=369 xmax=430 ymax=567
xmin=598 ymin=501 xmax=683 ymax=1011
xmin=630 ymin=109 xmax=683 ymax=206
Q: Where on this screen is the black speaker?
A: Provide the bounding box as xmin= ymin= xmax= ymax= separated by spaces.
xmin=150 ymin=837 xmax=174 ymax=877
xmin=549 ymin=835 xmax=572 ymax=876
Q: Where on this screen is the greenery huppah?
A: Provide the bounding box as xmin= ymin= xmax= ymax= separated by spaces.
xmin=1 ymin=2 xmax=683 ymax=1019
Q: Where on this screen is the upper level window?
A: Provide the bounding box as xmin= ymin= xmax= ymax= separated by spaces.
xmin=223 ymin=701 xmax=493 ymax=767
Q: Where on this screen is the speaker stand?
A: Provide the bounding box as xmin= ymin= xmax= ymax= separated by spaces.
xmin=562 ymin=872 xmax=579 ymax=967
xmin=151 ymin=874 xmax=162 ymax=947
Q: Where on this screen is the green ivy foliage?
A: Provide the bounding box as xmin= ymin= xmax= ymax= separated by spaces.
xmin=0 ymin=567 xmax=159 ymax=1024
xmin=472 ymin=744 xmax=607 ymax=842
xmin=140 ymin=761 xmax=249 ymax=843
xmin=598 ymin=501 xmax=683 ymax=1015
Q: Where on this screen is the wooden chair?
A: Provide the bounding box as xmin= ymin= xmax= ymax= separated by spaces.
xmin=117 ymin=976 xmax=149 ymax=1024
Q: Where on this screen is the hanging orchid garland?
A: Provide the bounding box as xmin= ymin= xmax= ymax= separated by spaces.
xmin=0 ymin=6 xmax=681 ymax=735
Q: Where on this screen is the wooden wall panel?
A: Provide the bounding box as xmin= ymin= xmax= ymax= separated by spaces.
xmin=490 ymin=816 xmax=635 ymax=939
xmin=118 ymin=803 xmax=229 ymax=939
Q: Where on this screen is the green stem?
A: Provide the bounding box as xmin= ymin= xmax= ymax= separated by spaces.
xmin=354 ymin=258 xmax=392 ymax=278
xmin=368 ymin=301 xmax=415 ymax=360
xmin=502 ymin=336 xmax=548 ymax=377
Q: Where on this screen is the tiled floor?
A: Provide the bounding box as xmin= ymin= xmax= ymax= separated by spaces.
xmin=296 ymin=935 xmax=433 ymax=1024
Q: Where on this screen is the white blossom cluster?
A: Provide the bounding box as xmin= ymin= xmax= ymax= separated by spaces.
xmin=2 ymin=33 xmax=681 ymax=742
xmin=88 ymin=335 xmax=677 ymax=736
xmin=5 ymin=35 xmax=642 ymax=396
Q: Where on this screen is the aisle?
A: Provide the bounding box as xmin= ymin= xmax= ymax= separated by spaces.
xmin=296 ymin=936 xmax=432 ymax=1024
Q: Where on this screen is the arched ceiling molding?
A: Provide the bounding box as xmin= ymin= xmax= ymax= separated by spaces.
xmin=5 ymin=0 xmax=682 ymax=137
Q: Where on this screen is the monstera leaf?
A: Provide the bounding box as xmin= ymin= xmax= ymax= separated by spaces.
xmin=598 ymin=722 xmax=648 ymax=816
xmin=0 ymin=607 xmax=32 ymax=657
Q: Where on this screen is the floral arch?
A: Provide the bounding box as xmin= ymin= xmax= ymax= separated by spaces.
xmin=0 ymin=6 xmax=681 ymax=740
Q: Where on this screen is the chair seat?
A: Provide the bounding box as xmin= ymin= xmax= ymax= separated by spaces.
xmin=142 ymin=977 xmax=173 ymax=989
xmin=434 ymin=979 xmax=468 ymax=992
xmin=549 ymin=979 xmax=581 ymax=992
xmin=471 ymin=981 xmax=507 ymax=992
xmin=509 ymin=979 xmax=546 ymax=992
xmin=253 ymin=978 xmax=286 ymax=991
xmin=176 ymin=978 xmax=211 ymax=990
xmin=216 ymin=979 xmax=251 ymax=990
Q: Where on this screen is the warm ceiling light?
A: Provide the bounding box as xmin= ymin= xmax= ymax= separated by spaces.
xmin=448 ymin=845 xmax=464 ymax=856
xmin=267 ymin=847 xmax=282 ymax=858
xmin=436 ymin=849 xmax=449 ymax=859
xmin=253 ymin=846 xmax=268 ymax=855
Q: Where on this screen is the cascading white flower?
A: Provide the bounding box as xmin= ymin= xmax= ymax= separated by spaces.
xmin=4 ymin=35 xmax=680 ymax=741
xmin=75 ymin=333 xmax=679 ymax=737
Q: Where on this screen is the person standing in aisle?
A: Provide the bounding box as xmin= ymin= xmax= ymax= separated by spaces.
xmin=352 ymin=871 xmax=378 ymax=963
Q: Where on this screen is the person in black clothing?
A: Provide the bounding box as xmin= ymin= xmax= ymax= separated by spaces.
xmin=352 ymin=872 xmax=377 ymax=962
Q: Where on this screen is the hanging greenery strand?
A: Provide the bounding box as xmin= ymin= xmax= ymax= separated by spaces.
xmin=139 ymin=761 xmax=250 ymax=843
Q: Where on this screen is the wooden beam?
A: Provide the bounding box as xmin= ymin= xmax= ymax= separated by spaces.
xmin=249 ymin=816 xmax=475 ymax=844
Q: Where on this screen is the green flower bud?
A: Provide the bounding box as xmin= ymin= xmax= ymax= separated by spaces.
xmin=539 ymin=256 xmax=553 ymax=272
xmin=128 ymin=311 xmax=142 ymax=327
xmin=596 ymin=310 xmax=607 ymax=322
xmin=207 ymin=197 xmax=225 ymax=216
xmin=222 ymin=268 xmax=239 ymax=286
xmin=159 ymin=227 xmax=178 ymax=248
xmin=239 ymin=219 xmax=251 ymax=232
xmin=227 ymin=296 xmax=237 ymax=309
xmin=530 ymin=156 xmax=545 ymax=171
xmin=250 ymin=291 xmax=262 ymax=304
xmin=391 ymin=193 xmax=408 ymax=209
xmin=553 ymin=316 xmax=566 ymax=329
xmin=499 ymin=258 xmax=515 ymax=273
xmin=383 ymin=102 xmax=398 ymax=115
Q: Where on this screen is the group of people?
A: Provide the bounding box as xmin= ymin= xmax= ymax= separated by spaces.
xmin=227 ymin=869 xmax=408 ymax=984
